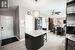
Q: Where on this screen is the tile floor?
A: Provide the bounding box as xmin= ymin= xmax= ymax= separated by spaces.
xmin=39 ymin=32 xmax=65 ymax=50
xmin=0 ymin=32 xmax=65 ymax=50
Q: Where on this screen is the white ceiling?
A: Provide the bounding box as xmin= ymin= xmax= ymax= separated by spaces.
xmin=21 ymin=0 xmax=66 ymax=10
xmin=22 ymin=0 xmax=66 ymax=17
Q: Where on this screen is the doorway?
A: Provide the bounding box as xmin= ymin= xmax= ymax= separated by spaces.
xmin=48 ymin=18 xmax=54 ymax=30
xmin=0 ymin=15 xmax=14 ymax=43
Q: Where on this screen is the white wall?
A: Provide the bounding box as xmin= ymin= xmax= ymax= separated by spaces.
xmin=19 ymin=6 xmax=25 ymax=39
xmin=53 ymin=17 xmax=66 ymax=27
xmin=25 ymin=15 xmax=34 ymax=33
xmin=15 ymin=6 xmax=20 ymax=39
xmin=19 ymin=6 xmax=34 ymax=39
xmin=42 ymin=17 xmax=47 ymax=28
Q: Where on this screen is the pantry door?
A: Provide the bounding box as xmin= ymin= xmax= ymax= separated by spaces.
xmin=0 ymin=15 xmax=14 ymax=40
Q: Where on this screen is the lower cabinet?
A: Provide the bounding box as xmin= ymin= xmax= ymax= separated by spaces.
xmin=66 ymin=38 xmax=75 ymax=50
xmin=57 ymin=27 xmax=64 ymax=35
xmin=25 ymin=33 xmax=44 ymax=50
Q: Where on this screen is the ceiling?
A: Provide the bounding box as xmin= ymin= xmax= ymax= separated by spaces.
xmin=9 ymin=0 xmax=66 ymax=17
xmin=21 ymin=0 xmax=66 ymax=10
xmin=23 ymin=0 xmax=66 ymax=17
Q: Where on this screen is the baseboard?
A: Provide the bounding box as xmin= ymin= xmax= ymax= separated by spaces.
xmin=20 ymin=38 xmax=25 ymax=41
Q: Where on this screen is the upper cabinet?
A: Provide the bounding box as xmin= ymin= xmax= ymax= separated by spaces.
xmin=67 ymin=5 xmax=75 ymax=15
xmin=0 ymin=0 xmax=8 ymax=8
xmin=67 ymin=0 xmax=75 ymax=15
xmin=67 ymin=0 xmax=75 ymax=5
xmin=67 ymin=0 xmax=75 ymax=26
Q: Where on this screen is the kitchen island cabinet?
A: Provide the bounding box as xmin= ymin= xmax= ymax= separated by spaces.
xmin=25 ymin=31 xmax=47 ymax=50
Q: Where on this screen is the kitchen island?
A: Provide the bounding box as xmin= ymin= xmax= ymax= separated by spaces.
xmin=25 ymin=30 xmax=47 ymax=50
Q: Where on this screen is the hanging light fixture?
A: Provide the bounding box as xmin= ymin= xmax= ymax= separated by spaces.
xmin=35 ymin=0 xmax=38 ymax=2
xmin=32 ymin=10 xmax=40 ymax=17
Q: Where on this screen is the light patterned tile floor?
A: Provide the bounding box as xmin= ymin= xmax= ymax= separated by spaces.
xmin=0 ymin=32 xmax=65 ymax=50
xmin=39 ymin=32 xmax=65 ymax=50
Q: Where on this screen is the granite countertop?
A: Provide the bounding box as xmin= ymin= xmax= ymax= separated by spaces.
xmin=25 ymin=30 xmax=47 ymax=37
xmin=66 ymin=34 xmax=75 ymax=41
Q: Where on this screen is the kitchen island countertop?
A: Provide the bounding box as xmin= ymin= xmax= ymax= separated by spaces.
xmin=25 ymin=30 xmax=47 ymax=37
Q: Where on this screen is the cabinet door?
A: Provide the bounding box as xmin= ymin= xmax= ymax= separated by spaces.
xmin=68 ymin=39 xmax=75 ymax=50
xmin=67 ymin=6 xmax=75 ymax=14
xmin=25 ymin=34 xmax=32 ymax=50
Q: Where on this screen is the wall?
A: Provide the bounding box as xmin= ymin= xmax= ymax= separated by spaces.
xmin=25 ymin=15 xmax=34 ymax=33
xmin=0 ymin=10 xmax=15 ymax=17
xmin=19 ymin=7 xmax=35 ymax=39
xmin=19 ymin=6 xmax=25 ymax=39
xmin=15 ymin=6 xmax=20 ymax=39
xmin=53 ymin=17 xmax=66 ymax=27
xmin=42 ymin=17 xmax=48 ymax=29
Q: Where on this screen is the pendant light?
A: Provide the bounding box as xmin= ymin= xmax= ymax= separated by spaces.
xmin=35 ymin=0 xmax=38 ymax=2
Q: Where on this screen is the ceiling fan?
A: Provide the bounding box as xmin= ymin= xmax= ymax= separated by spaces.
xmin=51 ymin=10 xmax=61 ymax=15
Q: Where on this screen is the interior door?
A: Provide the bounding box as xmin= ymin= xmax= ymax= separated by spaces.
xmin=0 ymin=15 xmax=14 ymax=40
xmin=48 ymin=18 xmax=54 ymax=30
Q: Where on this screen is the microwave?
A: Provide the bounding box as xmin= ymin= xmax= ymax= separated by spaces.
xmin=66 ymin=26 xmax=75 ymax=34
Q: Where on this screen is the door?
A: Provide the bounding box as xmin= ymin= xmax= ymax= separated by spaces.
xmin=0 ymin=15 xmax=14 ymax=40
xmin=48 ymin=18 xmax=54 ymax=30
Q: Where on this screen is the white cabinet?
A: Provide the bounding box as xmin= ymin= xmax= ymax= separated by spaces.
xmin=67 ymin=16 xmax=75 ymax=26
xmin=67 ymin=0 xmax=75 ymax=26
xmin=67 ymin=6 xmax=75 ymax=14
